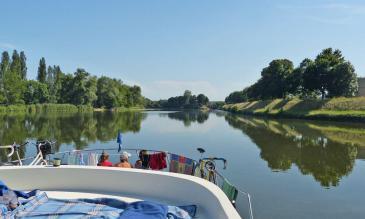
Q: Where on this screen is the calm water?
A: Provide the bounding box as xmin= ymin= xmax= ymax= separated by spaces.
xmin=1 ymin=110 xmax=365 ymax=219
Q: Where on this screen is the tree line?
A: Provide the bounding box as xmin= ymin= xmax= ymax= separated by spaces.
xmin=0 ymin=50 xmax=144 ymax=108
xmin=146 ymin=90 xmax=209 ymax=109
xmin=225 ymin=48 xmax=359 ymax=104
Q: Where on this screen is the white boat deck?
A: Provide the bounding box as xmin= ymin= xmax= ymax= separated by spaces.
xmin=0 ymin=166 xmax=242 ymax=219
xmin=46 ymin=191 xmax=142 ymax=203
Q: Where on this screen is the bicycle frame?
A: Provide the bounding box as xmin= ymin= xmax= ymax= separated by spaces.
xmin=0 ymin=143 xmax=24 ymax=165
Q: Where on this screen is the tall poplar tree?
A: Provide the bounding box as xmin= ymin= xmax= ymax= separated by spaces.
xmin=0 ymin=51 xmax=10 ymax=103
xmin=0 ymin=51 xmax=10 ymax=80
xmin=10 ymin=50 xmax=22 ymax=77
xmin=20 ymin=51 xmax=27 ymax=80
xmin=37 ymin=57 xmax=47 ymax=83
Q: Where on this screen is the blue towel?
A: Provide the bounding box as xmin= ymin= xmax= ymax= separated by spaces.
xmin=0 ymin=180 xmax=38 ymax=211
xmin=6 ymin=191 xmax=195 ymax=219
xmin=119 ymin=201 xmax=168 ymax=219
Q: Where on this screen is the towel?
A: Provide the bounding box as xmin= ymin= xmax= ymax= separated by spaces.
xmin=149 ymin=152 xmax=167 ymax=170
xmin=222 ymin=179 xmax=238 ymax=202
xmin=169 ymin=154 xmax=195 ymax=175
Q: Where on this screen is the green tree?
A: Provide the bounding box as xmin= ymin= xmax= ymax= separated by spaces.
xmin=20 ymin=51 xmax=27 ymax=80
xmin=10 ymin=50 xmax=22 ymax=78
xmin=70 ymin=69 xmax=97 ymax=105
xmin=46 ymin=66 xmax=55 ymax=102
xmin=53 ymin=65 xmax=63 ymax=102
xmin=0 ymin=52 xmax=10 ymax=103
xmin=327 ymin=62 xmax=358 ymax=97
xmin=2 ymin=50 xmax=25 ymax=104
xmin=37 ymin=57 xmax=47 ymax=83
xmin=3 ymin=69 xmax=24 ymax=104
xmin=303 ymin=48 xmax=351 ymax=99
xmin=197 ymin=94 xmax=209 ymax=106
xmin=46 ymin=65 xmax=64 ymax=103
xmin=286 ymin=58 xmax=313 ymax=97
xmin=127 ymin=85 xmax=143 ymax=107
xmin=59 ymin=74 xmax=74 ymax=104
xmin=259 ymin=59 xmax=294 ymax=99
xmin=225 ymin=89 xmax=249 ymax=104
xmin=96 ymin=77 xmax=124 ymax=108
xmin=0 ymin=51 xmax=10 ymax=79
xmin=23 ymin=80 xmax=49 ymax=104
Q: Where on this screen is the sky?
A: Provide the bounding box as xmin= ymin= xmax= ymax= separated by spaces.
xmin=0 ymin=0 xmax=364 ymax=101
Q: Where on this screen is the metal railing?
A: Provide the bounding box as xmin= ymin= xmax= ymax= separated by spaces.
xmin=50 ymin=147 xmax=254 ymax=219
xmin=1 ymin=145 xmax=254 ymax=219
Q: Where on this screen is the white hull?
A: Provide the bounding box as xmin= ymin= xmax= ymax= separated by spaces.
xmin=0 ymin=166 xmax=241 ymax=219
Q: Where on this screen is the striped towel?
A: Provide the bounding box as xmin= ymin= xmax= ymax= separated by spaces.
xmin=8 ymin=193 xmax=195 ymax=219
xmin=11 ymin=192 xmax=123 ymax=219
xmin=169 ymin=154 xmax=195 ymax=175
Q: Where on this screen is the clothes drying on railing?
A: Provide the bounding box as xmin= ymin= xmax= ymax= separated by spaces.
xmin=149 ymin=152 xmax=167 ymax=170
xmin=169 ymin=154 xmax=195 ymax=175
xmin=222 ymin=179 xmax=238 ymax=203
xmin=67 ymin=152 xmax=85 ymax=165
xmin=86 ymin=153 xmax=99 ymax=166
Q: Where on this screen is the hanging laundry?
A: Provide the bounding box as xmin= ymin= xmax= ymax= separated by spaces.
xmin=149 ymin=152 xmax=167 ymax=170
xmin=78 ymin=152 xmax=85 ymax=165
xmin=222 ymin=179 xmax=238 ymax=202
xmin=87 ymin=153 xmax=99 ymax=166
xmin=67 ymin=153 xmax=77 ymax=165
xmin=169 ymin=154 xmax=195 ymax=175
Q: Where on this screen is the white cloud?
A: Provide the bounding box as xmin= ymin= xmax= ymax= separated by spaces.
xmin=0 ymin=42 xmax=16 ymax=50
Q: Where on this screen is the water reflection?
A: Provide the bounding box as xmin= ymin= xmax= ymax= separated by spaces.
xmin=0 ymin=112 xmax=146 ymax=162
xmin=160 ymin=110 xmax=209 ymax=126
xmin=2 ymin=110 xmax=365 ymax=189
xmin=224 ymin=114 xmax=361 ymax=187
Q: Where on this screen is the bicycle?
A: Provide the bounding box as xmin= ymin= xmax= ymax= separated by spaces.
xmin=0 ymin=142 xmax=29 ymax=166
xmin=194 ymin=148 xmax=227 ymax=184
xmin=29 ymin=140 xmax=57 ymax=166
xmin=0 ymin=140 xmax=56 ymax=166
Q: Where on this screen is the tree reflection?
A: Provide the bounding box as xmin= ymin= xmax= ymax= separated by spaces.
xmin=224 ymin=114 xmax=358 ymax=187
xmin=163 ymin=111 xmax=209 ymax=126
xmin=0 ymin=111 xmax=146 ymax=162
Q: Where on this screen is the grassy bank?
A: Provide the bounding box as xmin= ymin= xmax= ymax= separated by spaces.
xmin=222 ymin=97 xmax=365 ymax=122
xmin=0 ymin=104 xmax=94 ymax=114
xmin=0 ymin=104 xmax=147 ymax=114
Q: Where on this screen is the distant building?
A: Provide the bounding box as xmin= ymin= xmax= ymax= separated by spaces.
xmin=358 ymin=78 xmax=365 ymax=96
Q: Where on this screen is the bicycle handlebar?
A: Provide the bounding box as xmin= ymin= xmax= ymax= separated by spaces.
xmin=33 ymin=140 xmax=57 ymax=146
xmin=201 ymin=157 xmax=228 ymax=169
xmin=0 ymin=145 xmax=15 ymax=158
xmin=0 ymin=142 xmax=28 ymax=158
xmin=17 ymin=141 xmax=29 ymax=148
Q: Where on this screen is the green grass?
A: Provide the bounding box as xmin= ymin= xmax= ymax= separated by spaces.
xmin=223 ymin=97 xmax=365 ymax=122
xmin=0 ymin=104 xmax=94 ymax=114
xmin=113 ymin=106 xmax=145 ymax=112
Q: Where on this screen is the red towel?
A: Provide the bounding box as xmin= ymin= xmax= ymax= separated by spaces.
xmin=149 ymin=152 xmax=167 ymax=170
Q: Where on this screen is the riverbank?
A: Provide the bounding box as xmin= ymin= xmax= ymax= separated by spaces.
xmin=222 ymin=97 xmax=365 ymax=122
xmin=0 ymin=104 xmax=144 ymax=114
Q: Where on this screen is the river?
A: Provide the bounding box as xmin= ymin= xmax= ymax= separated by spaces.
xmin=1 ymin=110 xmax=365 ymax=219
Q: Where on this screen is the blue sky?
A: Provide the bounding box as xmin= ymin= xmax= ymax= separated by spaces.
xmin=0 ymin=0 xmax=364 ymax=100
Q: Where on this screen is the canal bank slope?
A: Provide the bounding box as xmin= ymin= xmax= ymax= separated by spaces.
xmin=222 ymin=97 xmax=365 ymax=122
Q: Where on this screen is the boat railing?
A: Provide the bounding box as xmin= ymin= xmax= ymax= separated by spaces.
xmin=214 ymin=171 xmax=254 ymax=219
xmin=47 ymin=147 xmax=254 ymax=219
xmin=1 ymin=145 xmax=253 ymax=219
